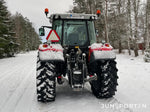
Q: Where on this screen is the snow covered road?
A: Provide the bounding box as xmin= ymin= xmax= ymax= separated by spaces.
xmin=0 ymin=51 xmax=149 ymax=112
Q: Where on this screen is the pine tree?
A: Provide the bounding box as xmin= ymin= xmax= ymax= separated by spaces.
xmin=0 ymin=0 xmax=16 ymax=57
xmin=12 ymin=13 xmax=41 ymax=52
xmin=0 ymin=1 xmax=41 ymax=58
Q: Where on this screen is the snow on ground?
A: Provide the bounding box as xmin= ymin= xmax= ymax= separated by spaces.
xmin=0 ymin=51 xmax=149 ymax=112
xmin=115 ymin=50 xmax=150 ymax=112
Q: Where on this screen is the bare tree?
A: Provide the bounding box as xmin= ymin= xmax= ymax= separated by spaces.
xmin=117 ymin=0 xmax=122 ymax=53
xmin=127 ymin=0 xmax=132 ymax=55
xmin=104 ymin=0 xmax=109 ymax=43
xmin=133 ymin=0 xmax=140 ymax=57
xmin=145 ymin=0 xmax=150 ymax=49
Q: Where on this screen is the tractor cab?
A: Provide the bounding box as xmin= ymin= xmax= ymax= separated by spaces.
xmin=40 ymin=13 xmax=97 ymax=48
xmin=51 ymin=14 xmax=97 ymax=48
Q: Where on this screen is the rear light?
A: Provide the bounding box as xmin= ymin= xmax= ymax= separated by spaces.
xmin=105 ymin=43 xmax=110 ymax=47
xmin=43 ymin=44 xmax=48 ymax=48
xmin=89 ymin=75 xmax=93 ymax=77
xmin=58 ymin=76 xmax=62 ymax=79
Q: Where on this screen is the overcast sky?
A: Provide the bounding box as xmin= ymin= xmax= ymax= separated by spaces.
xmin=4 ymin=0 xmax=73 ymax=32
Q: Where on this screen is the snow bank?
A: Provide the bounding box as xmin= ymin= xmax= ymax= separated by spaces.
xmin=115 ymin=51 xmax=150 ymax=112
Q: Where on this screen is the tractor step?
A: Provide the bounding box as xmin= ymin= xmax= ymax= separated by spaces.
xmin=72 ymin=84 xmax=83 ymax=91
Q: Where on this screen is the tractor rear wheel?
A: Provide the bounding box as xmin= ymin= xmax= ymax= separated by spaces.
xmin=36 ymin=57 xmax=56 ymax=102
xmin=90 ymin=60 xmax=118 ymax=98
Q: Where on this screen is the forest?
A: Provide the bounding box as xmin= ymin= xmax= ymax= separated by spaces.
xmin=70 ymin=0 xmax=150 ymax=56
xmin=0 ymin=0 xmax=150 ymax=58
xmin=0 ymin=0 xmax=41 ymax=58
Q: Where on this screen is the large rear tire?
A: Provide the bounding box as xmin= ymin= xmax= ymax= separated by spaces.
xmin=36 ymin=57 xmax=56 ymax=102
xmin=90 ymin=60 xmax=118 ymax=98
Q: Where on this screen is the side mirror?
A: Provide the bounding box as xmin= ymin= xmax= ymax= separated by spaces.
xmin=96 ymin=29 xmax=99 ymax=37
xmin=39 ymin=27 xmax=45 ymax=36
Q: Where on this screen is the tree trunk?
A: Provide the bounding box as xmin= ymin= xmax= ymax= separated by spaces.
xmin=118 ymin=0 xmax=122 ymax=54
xmin=133 ymin=0 xmax=139 ymax=57
xmin=104 ymin=0 xmax=109 ymax=43
xmin=127 ymin=0 xmax=132 ymax=55
xmin=119 ymin=40 xmax=122 ymax=54
xmin=127 ymin=36 xmax=131 ymax=55
xmin=145 ymin=0 xmax=150 ymax=49
xmin=133 ymin=39 xmax=139 ymax=57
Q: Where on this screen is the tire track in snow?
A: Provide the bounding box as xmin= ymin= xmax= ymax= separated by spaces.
xmin=0 ymin=63 xmax=22 ymax=79
xmin=0 ymin=68 xmax=35 ymax=112
xmin=13 ymin=70 xmax=36 ymax=112
xmin=0 ymin=62 xmax=32 ymax=83
xmin=0 ymin=52 xmax=37 ymax=112
xmin=0 ymin=54 xmax=36 ymax=82
xmin=0 ymin=63 xmax=35 ymax=109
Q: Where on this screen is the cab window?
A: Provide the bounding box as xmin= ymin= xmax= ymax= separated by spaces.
xmin=63 ymin=20 xmax=88 ymax=46
xmin=53 ymin=20 xmax=63 ymax=42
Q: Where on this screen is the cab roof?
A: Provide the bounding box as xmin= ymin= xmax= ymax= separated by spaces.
xmin=49 ymin=13 xmax=97 ymax=21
